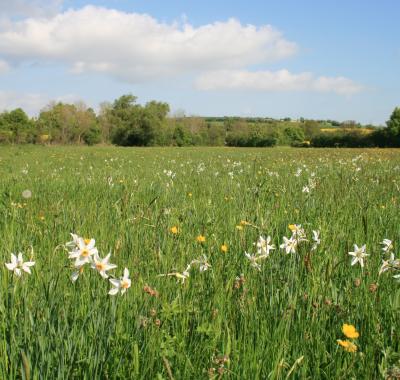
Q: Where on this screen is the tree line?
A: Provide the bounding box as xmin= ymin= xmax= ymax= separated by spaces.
xmin=0 ymin=94 xmax=399 ymax=147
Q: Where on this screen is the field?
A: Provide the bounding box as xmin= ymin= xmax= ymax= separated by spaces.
xmin=1 ymin=146 xmax=400 ymax=379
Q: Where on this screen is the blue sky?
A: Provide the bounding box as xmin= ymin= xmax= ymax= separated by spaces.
xmin=0 ymin=0 xmax=399 ymax=124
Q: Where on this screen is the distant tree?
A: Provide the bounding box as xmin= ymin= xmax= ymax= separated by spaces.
xmin=0 ymin=108 xmax=33 ymax=143
xmin=386 ymin=107 xmax=400 ymax=146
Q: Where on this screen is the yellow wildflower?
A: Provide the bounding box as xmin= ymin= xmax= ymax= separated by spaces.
xmin=337 ymin=339 xmax=357 ymax=353
xmin=221 ymin=244 xmax=228 ymax=253
xmin=196 ymin=235 xmax=206 ymax=243
xmin=170 ymin=226 xmax=178 ymax=235
xmin=342 ymin=324 xmax=359 ymax=339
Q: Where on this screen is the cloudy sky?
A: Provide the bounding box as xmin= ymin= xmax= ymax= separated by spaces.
xmin=0 ymin=0 xmax=399 ymax=124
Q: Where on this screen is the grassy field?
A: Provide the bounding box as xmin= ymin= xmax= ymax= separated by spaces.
xmin=1 ymin=146 xmax=400 ymax=379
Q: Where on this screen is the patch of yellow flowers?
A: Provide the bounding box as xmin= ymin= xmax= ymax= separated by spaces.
xmin=337 ymin=324 xmax=359 ymax=353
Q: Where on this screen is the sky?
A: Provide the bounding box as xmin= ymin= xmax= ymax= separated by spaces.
xmin=0 ymin=0 xmax=399 ymax=124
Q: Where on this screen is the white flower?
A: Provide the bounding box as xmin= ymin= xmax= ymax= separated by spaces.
xmin=5 ymin=253 xmax=35 ymax=276
xmin=280 ymin=236 xmax=297 ymax=254
xmin=311 ymin=230 xmax=320 ymax=251
xmin=381 ymin=239 xmax=393 ymax=253
xmin=255 ymin=236 xmax=275 ymax=256
xmin=348 ymin=244 xmax=368 ymax=267
xmin=68 ymin=238 xmax=98 ymax=267
xmin=244 ymin=252 xmax=262 ymax=271
xmin=379 ymin=253 xmax=400 ymax=275
xmin=109 ymin=268 xmax=131 ymax=295
xmin=288 ymin=224 xmax=307 ymax=242
xmin=71 ymin=265 xmax=84 ymax=282
xmin=91 ymin=253 xmax=117 ymax=279
xmin=302 ymin=186 xmax=310 ymax=193
xmin=66 ymin=233 xmax=80 ymax=249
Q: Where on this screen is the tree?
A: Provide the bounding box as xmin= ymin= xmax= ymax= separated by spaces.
xmin=386 ymin=107 xmax=400 ymax=146
xmin=0 ymin=108 xmax=33 ymax=143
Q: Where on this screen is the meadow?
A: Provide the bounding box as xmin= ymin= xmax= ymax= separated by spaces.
xmin=0 ymin=146 xmax=399 ymax=379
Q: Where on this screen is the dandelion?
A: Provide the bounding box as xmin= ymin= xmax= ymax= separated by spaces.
xmin=255 ymin=236 xmax=275 ymax=256
xmin=91 ymin=253 xmax=117 ymax=279
xmin=337 ymin=340 xmax=357 ymax=353
xmin=109 ymin=268 xmax=131 ymax=295
xmin=170 ymin=226 xmax=179 ymax=234
xmin=348 ymin=244 xmax=368 ymax=267
xmin=221 ymin=244 xmax=228 ymax=253
xmin=342 ymin=324 xmax=359 ymax=339
xmin=5 ymin=253 xmax=35 ymax=276
xmin=280 ymin=236 xmax=297 ymax=254
xmin=22 ymin=189 xmax=32 ymax=199
xmin=196 ymin=235 xmax=206 ymax=243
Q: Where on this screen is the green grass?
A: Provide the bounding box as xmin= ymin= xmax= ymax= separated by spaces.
xmin=0 ymin=146 xmax=399 ymax=379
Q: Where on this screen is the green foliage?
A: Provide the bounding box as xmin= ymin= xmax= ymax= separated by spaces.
xmin=1 ymin=98 xmax=399 ymax=148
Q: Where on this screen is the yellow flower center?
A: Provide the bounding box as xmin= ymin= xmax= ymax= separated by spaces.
xmin=121 ymin=280 xmax=130 ymax=289
xmin=81 ymin=249 xmax=90 ymax=257
xmin=84 ymin=238 xmax=91 ymax=245
xmin=96 ymin=263 xmax=105 ymax=271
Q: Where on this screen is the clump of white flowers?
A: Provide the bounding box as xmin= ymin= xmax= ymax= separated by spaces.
xmin=245 ymin=235 xmax=275 ymax=270
xmin=379 ymin=239 xmax=400 ymax=280
xmin=66 ymin=233 xmax=123 ymax=295
xmin=159 ymin=255 xmax=212 ymax=283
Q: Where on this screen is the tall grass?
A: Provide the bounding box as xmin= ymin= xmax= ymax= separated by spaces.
xmin=0 ymin=146 xmax=399 ymax=379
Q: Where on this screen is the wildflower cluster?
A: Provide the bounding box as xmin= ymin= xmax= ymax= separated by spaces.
xmin=337 ymin=324 xmax=359 ymax=353
xmin=159 ymin=255 xmax=211 ymax=284
xmin=379 ymin=239 xmax=400 ymax=281
xmin=66 ymin=233 xmax=130 ymax=296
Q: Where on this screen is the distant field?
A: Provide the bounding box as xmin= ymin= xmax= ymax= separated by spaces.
xmin=320 ymin=128 xmax=374 ymax=134
xmin=1 ymin=146 xmax=399 ymax=379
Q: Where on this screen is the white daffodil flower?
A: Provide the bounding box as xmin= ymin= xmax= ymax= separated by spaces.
xmin=255 ymin=236 xmax=275 ymax=257
xmin=280 ymin=236 xmax=298 ymax=254
xmin=244 ymin=251 xmax=268 ymax=270
xmin=190 ymin=255 xmax=211 ymax=272
xmin=5 ymin=253 xmax=35 ymax=276
xmin=66 ymin=233 xmax=80 ymax=249
xmin=381 ymin=239 xmax=393 ymax=253
xmin=109 ymin=268 xmax=131 ymax=295
xmin=71 ymin=265 xmax=85 ymax=282
xmin=68 ymin=238 xmax=98 ymax=267
xmin=348 ymin=244 xmax=368 ymax=267
xmin=311 ymin=230 xmax=321 ymax=251
xmin=379 ymin=253 xmax=400 ymax=275
xmin=288 ymin=224 xmax=307 ymax=242
xmin=91 ymin=253 xmax=117 ymax=279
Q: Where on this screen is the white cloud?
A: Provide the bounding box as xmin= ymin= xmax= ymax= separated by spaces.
xmin=0 ymin=6 xmax=297 ymax=82
xmin=0 ymin=0 xmax=63 ymax=18
xmin=195 ymin=69 xmax=363 ymax=95
xmin=0 ymin=59 xmax=10 ymax=73
xmin=0 ymin=91 xmax=81 ymax=115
